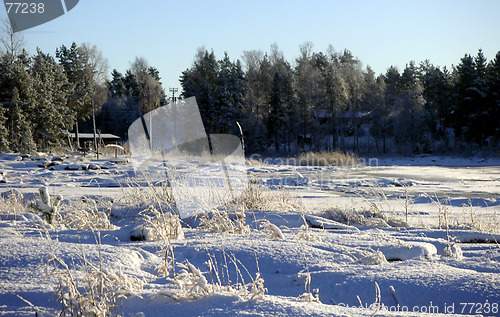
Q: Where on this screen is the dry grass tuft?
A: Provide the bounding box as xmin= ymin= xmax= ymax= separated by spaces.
xmin=295 ymin=150 xmax=360 ymax=167
xmin=0 ymin=190 xmax=27 ymax=217
xmin=237 ymin=181 xmax=304 ymax=213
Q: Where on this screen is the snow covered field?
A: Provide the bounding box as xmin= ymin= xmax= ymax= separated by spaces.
xmin=0 ymin=153 xmax=499 ymax=316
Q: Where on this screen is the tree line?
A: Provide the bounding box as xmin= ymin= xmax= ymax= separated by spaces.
xmin=0 ymin=23 xmax=165 ymax=152
xmin=0 ymin=23 xmax=498 ymax=155
xmin=182 ymin=44 xmax=500 ymax=155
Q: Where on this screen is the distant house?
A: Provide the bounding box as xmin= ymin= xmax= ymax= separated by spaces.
xmin=315 ymin=110 xmax=371 ymax=124
xmin=314 ymin=110 xmax=372 ymax=136
xmin=66 ymin=133 xmax=121 ymax=150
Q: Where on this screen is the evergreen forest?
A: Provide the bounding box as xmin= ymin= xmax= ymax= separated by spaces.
xmin=1 ymin=29 xmax=499 ymax=156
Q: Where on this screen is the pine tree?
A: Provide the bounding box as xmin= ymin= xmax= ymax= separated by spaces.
xmin=31 ymin=49 xmax=75 ymax=149
xmin=215 ymin=53 xmax=247 ymax=134
xmin=322 ymin=50 xmax=347 ymax=150
xmin=108 ymin=69 xmax=127 ymax=98
xmin=339 ymin=50 xmax=365 ymax=152
xmin=0 ymin=104 xmax=9 ymax=151
xmin=395 ymin=62 xmax=427 ymax=153
xmin=369 ymin=75 xmax=390 ymax=153
xmin=10 ymin=88 xmax=35 ymax=153
xmin=486 ymin=51 xmax=500 ymax=140
xmin=419 ymin=60 xmax=453 ymax=138
xmin=0 ymin=49 xmax=35 ymax=152
xmin=56 ymin=43 xmax=108 ymax=148
xmin=180 ymin=49 xmax=219 ymax=135
xmin=241 ymin=50 xmax=268 ymax=151
xmin=452 ymin=51 xmax=489 ymax=146
xmin=295 ymin=44 xmax=324 ymax=150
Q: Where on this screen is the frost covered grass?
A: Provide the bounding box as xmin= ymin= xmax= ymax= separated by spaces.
xmin=46 ymin=233 xmax=144 ymax=317
xmin=0 ymin=190 xmax=27 ymax=218
xmin=160 ymin=252 xmax=267 ymax=302
xmin=237 ymin=181 xmax=305 ymax=212
xmin=1 ymin=154 xmax=500 ymax=316
xmin=321 ymin=201 xmax=406 ymax=228
xmin=130 ymin=205 xmax=185 ymax=241
xmin=119 ymin=175 xmax=175 ymax=211
xmin=59 ymin=196 xmax=115 ymax=231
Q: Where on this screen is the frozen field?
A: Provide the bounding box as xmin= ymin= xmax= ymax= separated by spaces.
xmin=0 ymin=153 xmax=499 ymax=316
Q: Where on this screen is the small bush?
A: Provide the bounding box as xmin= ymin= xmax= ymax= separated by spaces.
xmin=47 ymin=234 xmax=143 ymax=317
xmin=131 ymin=205 xmax=184 ymax=241
xmin=0 ymin=189 xmax=27 ymax=217
xmin=237 ymin=181 xmax=304 ymax=212
xmin=60 ymin=196 xmax=114 ymax=230
xmin=163 ymin=252 xmax=266 ymax=302
xmin=197 ymin=207 xmax=250 ymax=234
xmin=322 ymin=203 xmax=392 ymax=227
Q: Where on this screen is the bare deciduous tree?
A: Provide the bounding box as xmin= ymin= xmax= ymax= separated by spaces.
xmin=0 ymin=19 xmax=25 ymax=64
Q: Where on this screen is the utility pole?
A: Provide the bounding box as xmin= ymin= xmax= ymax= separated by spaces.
xmin=169 ymin=88 xmax=179 ymax=146
xmin=169 ymin=87 xmax=178 ymax=103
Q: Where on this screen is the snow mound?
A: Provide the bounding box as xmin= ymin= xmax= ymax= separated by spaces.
xmin=358 ymin=250 xmax=388 ymax=265
xmin=265 ymin=172 xmax=309 ymax=187
xmin=377 ymin=243 xmax=438 ymax=261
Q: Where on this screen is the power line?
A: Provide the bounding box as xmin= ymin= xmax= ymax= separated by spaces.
xmin=169 ymin=87 xmax=178 ymax=103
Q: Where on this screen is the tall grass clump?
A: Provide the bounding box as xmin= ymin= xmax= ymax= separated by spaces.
xmin=295 ymin=150 xmax=360 ymax=167
xmin=0 ymin=189 xmax=27 ymax=218
xmin=47 ymin=233 xmax=143 ymax=317
xmin=159 ymin=250 xmax=266 ymax=302
xmin=237 ymin=181 xmax=305 ymax=213
xmin=131 ymin=205 xmax=184 ymax=241
xmin=197 ymin=207 xmax=250 ymax=234
xmin=60 ymin=196 xmax=115 ymax=230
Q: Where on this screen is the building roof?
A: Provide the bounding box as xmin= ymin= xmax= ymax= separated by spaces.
xmin=66 ymin=133 xmax=120 ymax=140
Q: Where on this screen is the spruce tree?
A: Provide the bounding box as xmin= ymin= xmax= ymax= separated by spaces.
xmin=0 ymin=104 xmax=9 ymax=151
xmin=180 ymin=50 xmax=219 ymax=135
xmin=31 ymin=49 xmax=75 ymax=149
xmin=10 ymin=88 xmax=35 ymax=153
xmin=486 ymin=51 xmax=500 ymax=140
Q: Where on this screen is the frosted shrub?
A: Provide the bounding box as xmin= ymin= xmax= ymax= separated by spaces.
xmin=238 ymin=181 xmax=266 ymax=210
xmin=198 ymin=207 xmax=249 ymax=234
xmin=357 ymin=250 xmax=388 ymax=265
xmin=121 ymin=177 xmax=175 ymax=212
xmin=259 ymin=219 xmax=284 ymax=239
xmin=0 ymin=189 xmax=26 ymax=217
xmin=296 ymin=215 xmax=321 ymax=242
xmin=61 ymin=197 xmax=113 ymax=230
xmin=444 ymin=244 xmax=463 ymax=259
xmin=48 ymin=250 xmax=143 ymax=316
xmin=31 ymin=186 xmax=62 ymax=224
xmin=323 ymin=203 xmax=395 ymax=228
xmin=131 ymin=205 xmax=184 ymax=241
xmin=237 ymin=181 xmax=304 ymax=212
xmin=248 ymin=272 xmax=267 ymax=301
xmin=297 ymin=270 xmax=320 ymax=303
xmin=171 ymin=260 xmax=212 ymax=299
xmin=164 ymin=255 xmax=266 ymax=302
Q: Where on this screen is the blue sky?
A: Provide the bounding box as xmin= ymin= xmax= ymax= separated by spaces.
xmin=2 ymin=0 xmax=499 ymax=91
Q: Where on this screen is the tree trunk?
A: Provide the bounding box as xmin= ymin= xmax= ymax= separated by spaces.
xmin=75 ymin=121 xmax=80 ymax=149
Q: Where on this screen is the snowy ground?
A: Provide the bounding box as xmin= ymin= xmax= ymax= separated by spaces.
xmin=0 ymin=152 xmax=499 ymax=316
